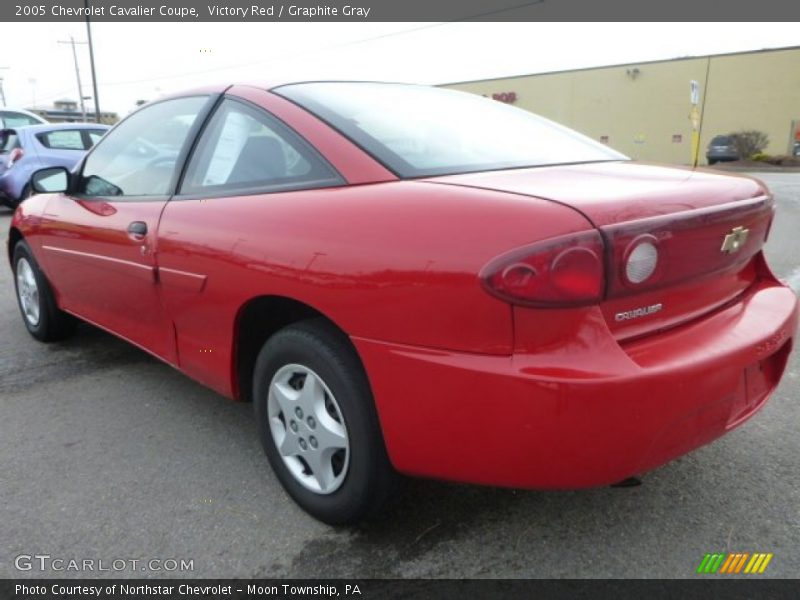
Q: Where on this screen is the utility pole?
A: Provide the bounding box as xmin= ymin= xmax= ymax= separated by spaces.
xmin=84 ymin=0 xmax=101 ymax=123
xmin=58 ymin=36 xmax=88 ymax=122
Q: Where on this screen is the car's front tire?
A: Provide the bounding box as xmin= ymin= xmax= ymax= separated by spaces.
xmin=13 ymin=240 xmax=76 ymax=341
xmin=253 ymin=320 xmax=396 ymax=525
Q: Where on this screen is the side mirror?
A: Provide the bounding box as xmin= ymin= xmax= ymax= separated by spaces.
xmin=31 ymin=167 xmax=69 ymax=194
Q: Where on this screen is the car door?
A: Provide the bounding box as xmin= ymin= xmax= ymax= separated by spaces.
xmin=156 ymin=96 xmax=346 ymax=394
xmin=36 ymin=96 xmax=214 ymax=362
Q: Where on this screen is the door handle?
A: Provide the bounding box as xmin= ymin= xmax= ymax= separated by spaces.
xmin=127 ymin=221 xmax=148 ymax=237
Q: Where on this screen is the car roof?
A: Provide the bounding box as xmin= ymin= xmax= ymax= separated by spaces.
xmin=159 ymin=80 xmax=409 ymax=99
xmin=261 ymin=79 xmax=412 ymax=91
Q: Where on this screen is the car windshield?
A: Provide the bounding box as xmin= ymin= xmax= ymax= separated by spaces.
xmin=711 ymin=136 xmax=732 ymax=145
xmin=276 ymin=82 xmax=627 ymax=178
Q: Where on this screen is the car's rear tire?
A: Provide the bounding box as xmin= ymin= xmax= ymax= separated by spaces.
xmin=707 ymin=159 xmax=717 ymax=165
xmin=13 ymin=240 xmax=76 ymax=341
xmin=253 ymin=319 xmax=396 ymax=525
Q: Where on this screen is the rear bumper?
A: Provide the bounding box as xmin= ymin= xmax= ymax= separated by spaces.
xmin=355 ymin=277 xmax=798 ymax=488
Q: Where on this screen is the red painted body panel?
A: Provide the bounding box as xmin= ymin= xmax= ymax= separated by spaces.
xmin=155 ymin=181 xmax=592 ymax=396
xmin=428 ymin=162 xmax=766 ymax=226
xmin=37 ymin=196 xmax=176 ymax=362
xmin=8 ymin=84 xmax=799 ymax=490
xmin=430 ymin=164 xmax=776 ymax=342
xmin=357 ymin=275 xmax=796 ymax=488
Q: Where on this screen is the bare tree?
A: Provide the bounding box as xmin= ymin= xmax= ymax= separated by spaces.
xmin=729 ymin=130 xmax=769 ymax=159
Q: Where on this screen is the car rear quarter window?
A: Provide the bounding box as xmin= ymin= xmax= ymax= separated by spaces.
xmin=36 ymin=130 xmax=86 ymax=150
xmin=179 ymin=98 xmax=343 ymax=196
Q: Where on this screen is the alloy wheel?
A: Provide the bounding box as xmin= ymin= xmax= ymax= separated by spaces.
xmin=16 ymin=257 xmax=40 ymax=326
xmin=267 ymin=364 xmax=350 ymax=494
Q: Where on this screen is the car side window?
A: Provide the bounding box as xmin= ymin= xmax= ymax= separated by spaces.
xmin=36 ymin=130 xmax=85 ymax=150
xmin=79 ymin=96 xmax=207 ymax=197
xmin=180 ymin=98 xmax=342 ymax=196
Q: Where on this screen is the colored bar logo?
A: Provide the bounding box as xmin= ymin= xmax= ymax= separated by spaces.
xmin=697 ymin=552 xmax=773 ymax=574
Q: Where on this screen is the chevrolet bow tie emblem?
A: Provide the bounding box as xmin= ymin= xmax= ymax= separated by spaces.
xmin=720 ymin=226 xmax=749 ymax=254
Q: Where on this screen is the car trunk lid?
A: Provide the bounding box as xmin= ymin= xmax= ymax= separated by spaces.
xmin=426 ymin=161 xmax=773 ymax=340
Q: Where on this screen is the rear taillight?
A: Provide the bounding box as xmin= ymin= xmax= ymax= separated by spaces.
xmin=604 ymin=196 xmax=773 ymax=299
xmin=7 ymin=148 xmax=24 ymax=168
xmin=480 ymin=230 xmax=605 ymax=307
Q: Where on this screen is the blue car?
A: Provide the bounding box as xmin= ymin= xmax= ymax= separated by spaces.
xmin=0 ymin=123 xmax=109 ymax=208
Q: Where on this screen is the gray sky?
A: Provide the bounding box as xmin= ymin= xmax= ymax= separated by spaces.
xmin=2 ymin=22 xmax=798 ymax=115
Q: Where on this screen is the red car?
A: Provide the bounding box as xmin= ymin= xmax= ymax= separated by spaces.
xmin=9 ymin=82 xmax=798 ymax=524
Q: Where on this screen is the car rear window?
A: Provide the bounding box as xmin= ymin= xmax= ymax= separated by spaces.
xmin=0 ymin=130 xmax=20 ymax=154
xmin=275 ymin=82 xmax=627 ymax=178
xmin=36 ymin=129 xmax=88 ymax=150
xmin=711 ymin=136 xmax=732 ymax=145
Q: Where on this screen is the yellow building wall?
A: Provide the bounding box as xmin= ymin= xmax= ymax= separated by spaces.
xmin=444 ymin=47 xmax=800 ymax=165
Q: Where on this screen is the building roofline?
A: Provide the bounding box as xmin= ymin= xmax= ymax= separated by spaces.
xmin=440 ymin=44 xmax=800 ymax=87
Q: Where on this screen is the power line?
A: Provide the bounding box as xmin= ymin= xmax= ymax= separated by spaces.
xmin=99 ymin=2 xmax=546 ymax=89
xmin=57 ymin=36 xmax=88 ymax=121
xmin=99 ymin=23 xmax=450 ymax=87
xmin=27 ymin=86 xmax=81 ymax=107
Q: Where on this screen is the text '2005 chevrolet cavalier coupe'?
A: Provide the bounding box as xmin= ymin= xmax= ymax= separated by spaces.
xmin=8 ymin=82 xmax=799 ymax=524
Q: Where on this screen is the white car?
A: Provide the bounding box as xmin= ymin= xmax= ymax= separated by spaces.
xmin=0 ymin=108 xmax=47 ymax=128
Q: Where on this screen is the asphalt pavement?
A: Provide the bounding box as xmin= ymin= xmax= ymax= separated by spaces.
xmin=1 ymin=171 xmax=798 ymax=579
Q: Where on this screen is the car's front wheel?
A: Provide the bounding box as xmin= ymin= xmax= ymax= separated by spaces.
xmin=253 ymin=320 xmax=396 ymax=525
xmin=13 ymin=240 xmax=76 ymax=341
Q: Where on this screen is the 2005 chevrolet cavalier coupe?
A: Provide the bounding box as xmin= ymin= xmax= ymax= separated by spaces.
xmin=8 ymin=82 xmax=798 ymax=524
